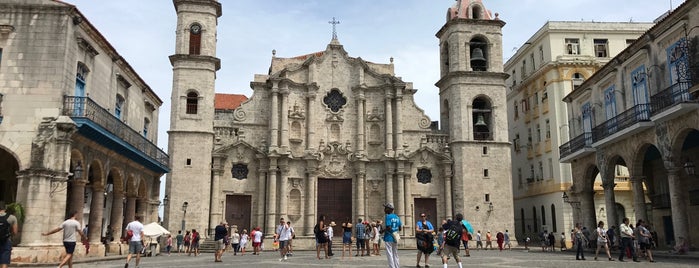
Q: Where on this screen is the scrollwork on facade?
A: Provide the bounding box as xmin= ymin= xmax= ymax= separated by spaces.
xmin=288 ymin=102 xmax=306 ymax=119
xmin=317 ymin=140 xmax=355 ymax=177
xmin=233 ymin=108 xmax=246 ymax=121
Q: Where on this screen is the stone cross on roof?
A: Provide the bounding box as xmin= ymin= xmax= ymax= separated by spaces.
xmin=329 ymin=17 xmax=340 ymax=40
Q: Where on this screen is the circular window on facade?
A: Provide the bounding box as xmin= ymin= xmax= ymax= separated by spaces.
xmin=323 ymin=89 xmax=347 ymax=113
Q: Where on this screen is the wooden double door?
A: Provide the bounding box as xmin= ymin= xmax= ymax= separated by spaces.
xmin=225 ymin=195 xmax=251 ymax=233
xmin=317 ymin=178 xmax=352 ymax=241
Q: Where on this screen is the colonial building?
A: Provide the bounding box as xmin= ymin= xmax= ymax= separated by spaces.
xmin=505 ymin=21 xmax=653 ymax=243
xmin=560 ymin=0 xmax=699 ymax=249
xmin=164 ymin=0 xmax=516 ymax=248
xmin=0 ymin=0 xmax=168 ymax=262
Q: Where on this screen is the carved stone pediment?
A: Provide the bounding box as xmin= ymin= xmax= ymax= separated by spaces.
xmin=288 ymin=102 xmax=306 ymax=119
xmin=366 ymin=107 xmax=383 ymax=122
xmin=317 ymin=140 xmax=354 ymax=177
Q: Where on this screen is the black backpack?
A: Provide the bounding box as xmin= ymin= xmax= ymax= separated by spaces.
xmin=0 ymin=214 xmax=11 ymax=243
xmin=444 ymin=222 xmax=462 ymax=246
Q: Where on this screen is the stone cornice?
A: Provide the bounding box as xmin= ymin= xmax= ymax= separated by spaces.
xmin=436 ymin=18 xmax=506 ymax=38
xmin=435 ymin=71 xmax=509 ymax=88
xmin=173 ymin=0 xmax=222 ymax=17
xmin=169 ymin=54 xmax=221 ymax=70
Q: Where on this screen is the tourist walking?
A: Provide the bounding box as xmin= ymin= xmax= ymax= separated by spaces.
xmin=504 ymin=229 xmax=511 ymax=250
xmin=239 ymin=229 xmax=249 ymax=255
xmin=382 ymin=203 xmax=402 ymax=268
xmin=475 ymin=231 xmax=483 ymax=250
xmin=183 ymin=231 xmax=191 ymax=254
xmin=485 ymin=231 xmax=493 ymax=250
xmin=441 ymin=214 xmax=465 ymax=268
xmin=123 ymin=215 xmax=145 ymax=268
xmin=496 ymin=231 xmax=504 ymax=251
xmin=230 ymin=227 xmax=240 ymax=255
xmin=618 ymin=218 xmax=638 ymax=262
xmin=214 ymin=222 xmax=227 ymax=262
xmin=371 ymin=221 xmax=380 ymax=256
xmin=637 ymin=220 xmax=655 ymax=262
xmin=1 ymin=202 xmax=19 ymax=268
xmin=355 ymin=218 xmax=367 ymax=256
xmin=175 ymin=231 xmax=183 ymax=255
xmin=166 ymin=234 xmax=173 ymax=256
xmin=274 ymin=218 xmax=291 ymax=261
xmin=252 ymin=227 xmax=262 ymax=255
xmin=287 ymin=221 xmax=295 ymax=256
xmin=190 ymin=229 xmax=201 ymax=256
xmin=594 ymin=221 xmax=612 ymax=261
xmin=41 ymin=211 xmax=86 ymax=268
xmin=574 ymin=223 xmax=586 ymax=260
xmin=415 ymin=212 xmax=434 ymax=267
xmin=560 ymin=232 xmax=566 ymax=251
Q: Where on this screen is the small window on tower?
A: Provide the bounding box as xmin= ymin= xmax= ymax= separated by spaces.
xmin=483 ymin=146 xmax=488 ymax=155
xmin=484 ymin=169 xmax=489 ymax=177
xmin=186 ymin=158 xmax=191 ymax=166
xmin=189 ymin=23 xmax=202 ymax=55
xmin=186 ymin=92 xmax=198 ymax=114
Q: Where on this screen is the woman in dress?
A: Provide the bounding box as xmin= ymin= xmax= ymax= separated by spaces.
xmin=595 ymin=221 xmax=613 ymax=261
xmin=239 ymin=229 xmax=249 ymax=255
xmin=315 ymin=215 xmax=329 ymax=259
xmin=341 ymin=218 xmax=353 ymax=259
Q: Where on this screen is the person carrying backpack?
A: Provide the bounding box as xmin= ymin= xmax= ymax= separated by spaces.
xmin=0 ymin=202 xmax=19 ymax=268
xmin=441 ymin=213 xmax=465 ymax=268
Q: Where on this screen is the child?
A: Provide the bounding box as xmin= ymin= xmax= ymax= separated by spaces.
xmin=239 ymin=229 xmax=249 ymax=255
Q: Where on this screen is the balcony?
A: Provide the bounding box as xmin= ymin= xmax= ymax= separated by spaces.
xmin=650 ymin=81 xmax=698 ymax=122
xmin=559 ymin=132 xmax=594 ymax=163
xmin=63 ymin=96 xmax=169 ymax=173
xmin=590 ymin=103 xmax=653 ymax=148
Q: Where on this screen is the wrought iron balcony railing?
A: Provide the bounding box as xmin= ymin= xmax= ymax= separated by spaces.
xmin=559 ymin=132 xmax=592 ymax=159
xmin=63 ymin=96 xmax=168 ymax=168
xmin=591 ymin=103 xmax=651 ymax=143
xmin=650 ymin=81 xmax=695 ymax=115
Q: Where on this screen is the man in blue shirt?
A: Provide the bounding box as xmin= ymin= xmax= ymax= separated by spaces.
xmin=355 ymin=218 xmax=366 ymax=256
xmin=416 ymin=212 xmax=434 ymax=267
xmin=382 ymin=203 xmax=402 ymax=268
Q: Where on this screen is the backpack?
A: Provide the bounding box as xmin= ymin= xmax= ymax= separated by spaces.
xmin=0 ymin=214 xmax=11 ymax=243
xmin=193 ymin=233 xmax=200 ymax=243
xmin=444 ymin=222 xmax=462 ymax=246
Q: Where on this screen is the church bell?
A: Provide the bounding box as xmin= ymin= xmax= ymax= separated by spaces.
xmin=475 ymin=113 xmax=487 ymax=127
xmin=471 ymin=48 xmax=486 ymax=64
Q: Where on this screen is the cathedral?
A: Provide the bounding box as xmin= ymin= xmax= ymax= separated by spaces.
xmin=164 ymin=0 xmax=515 ymax=248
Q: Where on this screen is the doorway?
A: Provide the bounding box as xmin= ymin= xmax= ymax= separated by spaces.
xmin=317 ymin=178 xmax=352 ymax=252
xmin=226 ymin=195 xmax=252 ymax=233
xmin=414 ymin=198 xmax=437 ymax=227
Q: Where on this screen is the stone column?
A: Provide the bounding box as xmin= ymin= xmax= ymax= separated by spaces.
xmin=630 ymin=176 xmax=648 ymax=223
xmin=356 ymin=167 xmax=366 ymax=221
xmin=210 ymin=164 xmax=224 ymax=229
xmin=403 ymin=173 xmax=412 ymax=236
xmin=70 ymin=178 xmax=88 ymax=222
xmin=666 ymin=167 xmax=690 ymax=248
xmin=256 ymin=167 xmax=267 ymax=231
xmin=385 ymin=169 xmax=394 ymax=205
xmin=266 ymin=160 xmax=278 ymax=235
xmin=270 ymin=82 xmax=280 ymax=149
xmin=356 ymin=91 xmax=366 ymax=155
xmin=443 ymin=163 xmax=453 ymax=219
xmin=88 ymin=185 xmax=105 ymax=243
xmin=305 ymin=165 xmax=318 ymax=235
xmin=279 ymin=164 xmax=289 ymax=220
xmin=579 ymin=189 xmax=596 ymax=232
xmin=385 ymin=93 xmax=394 ymax=156
xmin=16 ymin=169 xmax=70 ymax=246
xmin=394 ymin=92 xmax=404 ymax=155
xmin=396 ymin=166 xmax=405 ymax=225
xmin=602 ymin=180 xmax=618 ymax=228
xmin=125 ymin=195 xmax=137 ymax=224
xmin=306 ymin=88 xmax=317 ymax=151
xmin=136 ymin=198 xmax=147 ymax=222
xmin=110 ymin=191 xmax=124 ymax=240
xmin=280 ymin=88 xmax=290 ymax=151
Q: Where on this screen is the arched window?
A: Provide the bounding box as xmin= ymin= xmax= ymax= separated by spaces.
xmin=115 ymin=94 xmax=125 ymax=119
xmin=143 ymin=118 xmax=150 ymax=137
xmin=532 ymin=206 xmax=538 ymax=233
xmin=472 ymin=97 xmax=492 ymax=140
xmin=541 ymin=205 xmax=546 ymax=226
xmin=186 ymin=92 xmax=198 ymax=114
xmin=472 ymin=5 xmax=483 ymax=19
xmin=470 ymin=37 xmax=488 ymax=71
xmin=189 ymin=23 xmax=202 ymax=55
xmin=520 ymin=208 xmax=526 ymax=235
xmin=441 ymin=42 xmax=450 ymax=75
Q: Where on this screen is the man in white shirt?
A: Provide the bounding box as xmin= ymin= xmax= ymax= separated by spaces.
xmin=275 ymin=218 xmax=292 ymax=261
xmin=124 ymin=215 xmax=145 ymax=268
xmin=42 ymin=211 xmax=86 ymax=268
xmin=327 ymin=221 xmax=335 ymax=256
xmin=618 ymin=217 xmax=638 ymax=262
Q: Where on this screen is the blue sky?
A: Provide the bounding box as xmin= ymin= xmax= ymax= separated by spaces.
xmin=64 ymin=0 xmax=681 ymax=204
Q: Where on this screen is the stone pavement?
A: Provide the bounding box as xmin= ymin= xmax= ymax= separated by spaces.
xmin=15 ymin=247 xmax=698 ymax=268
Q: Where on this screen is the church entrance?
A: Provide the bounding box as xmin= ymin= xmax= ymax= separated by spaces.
xmin=317 ymin=178 xmax=352 ymax=251
xmin=414 ymin=198 xmax=437 ymax=227
xmin=226 ymin=195 xmax=251 ymax=233
xmin=0 ymin=147 xmax=19 ymax=204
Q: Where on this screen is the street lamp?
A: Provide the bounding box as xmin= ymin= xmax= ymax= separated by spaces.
xmin=73 ymin=161 xmax=83 ymax=180
xmin=181 ymin=201 xmax=189 ymax=232
xmin=684 ymin=159 xmax=696 ymax=176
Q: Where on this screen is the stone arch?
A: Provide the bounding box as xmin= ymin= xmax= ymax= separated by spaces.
xmin=603 ymin=155 xmax=629 ymax=186
xmin=87 ymin=159 xmax=105 ymax=188
xmin=107 ymin=167 xmax=124 ymax=194
xmin=670 ymin=127 xmax=699 ymax=168
xmin=0 ymin=145 xmax=20 ymax=203
xmin=470 ymin=3 xmax=484 ymax=19
xmin=472 ymin=96 xmax=493 ymax=140
xmin=137 ymin=178 xmax=148 ymax=199
xmin=125 ymin=175 xmax=138 ymax=197
xmin=581 ymin=164 xmax=600 ymax=192
xmin=469 ymin=35 xmax=490 ymax=72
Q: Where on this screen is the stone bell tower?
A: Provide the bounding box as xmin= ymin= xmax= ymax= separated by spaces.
xmin=436 ymin=0 xmax=515 ymax=235
xmin=165 ymin=0 xmax=221 ymax=233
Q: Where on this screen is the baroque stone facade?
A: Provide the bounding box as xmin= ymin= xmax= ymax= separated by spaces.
xmin=164 ymin=0 xmax=516 ymax=248
xmin=0 ymin=0 xmax=168 ymax=263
